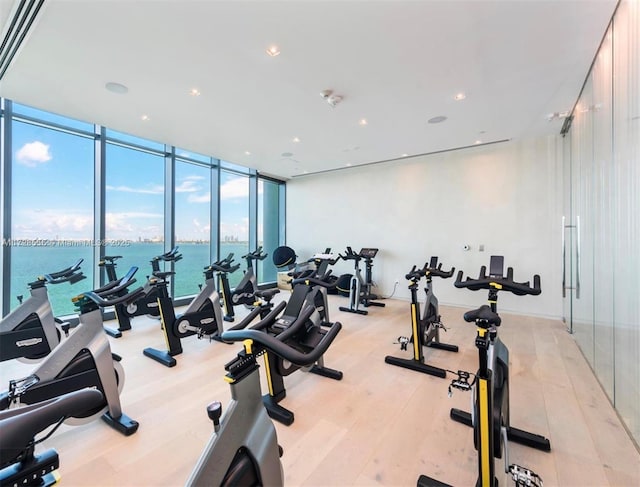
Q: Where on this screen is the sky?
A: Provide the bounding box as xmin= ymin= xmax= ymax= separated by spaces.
xmin=10 ymin=106 xmax=254 ymax=242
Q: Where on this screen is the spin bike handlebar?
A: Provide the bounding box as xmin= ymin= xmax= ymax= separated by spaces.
xmin=426 ymin=262 xmax=455 ymax=279
xmin=41 ymin=270 xmax=86 ymax=286
xmin=405 ymin=265 xmax=423 ymax=281
xmin=76 ymin=286 xmax=146 ymax=308
xmin=454 ymin=267 xmax=541 ymax=296
xmin=92 ymin=266 xmax=138 ymax=295
xmin=221 ymin=305 xmax=342 ymax=367
xmin=290 ymin=270 xmax=337 ymax=289
xmin=37 ymin=259 xmax=86 ymax=286
xmin=310 ymin=253 xmax=339 ymax=265
xmin=339 ymin=246 xmax=360 ymax=262
xmin=100 ymin=255 xmax=122 ymax=264
xmin=241 ymin=247 xmax=268 ymax=261
xmin=216 ymin=253 xmax=235 ymax=266
xmin=152 ymin=246 xmax=182 ymax=263
xmin=405 ymin=261 xmax=455 ymax=282
xmin=208 ymin=261 xmax=241 ymax=274
xmin=0 ymin=388 xmax=104 ymax=468
xmin=46 ymin=259 xmax=84 ymax=279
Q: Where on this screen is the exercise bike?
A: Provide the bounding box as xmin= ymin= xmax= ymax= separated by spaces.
xmin=212 ymin=253 xmax=279 ymax=323
xmin=217 ymin=247 xmax=268 ymax=322
xmin=0 ymin=388 xmax=103 ymax=487
xmin=1 ymin=259 xmax=86 ymax=363
xmin=185 ymin=305 xmax=341 ymax=486
xmin=0 ymin=276 xmax=143 ymax=436
xmin=99 ymin=247 xmax=182 ymax=338
xmin=288 ymin=251 xmax=339 ymax=327
xmin=248 ymin=273 xmax=343 ymax=425
xmin=338 ymin=247 xmax=385 ymax=315
xmin=143 ymin=260 xmax=273 ymax=368
xmin=419 ymin=256 xmax=548 ymax=487
xmin=385 ymin=257 xmax=458 ymax=378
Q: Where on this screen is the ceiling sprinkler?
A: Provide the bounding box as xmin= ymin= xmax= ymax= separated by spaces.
xmin=320 ymin=89 xmax=343 ymax=107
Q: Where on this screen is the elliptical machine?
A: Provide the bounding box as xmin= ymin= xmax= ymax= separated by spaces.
xmin=0 ymin=275 xmax=143 ymax=436
xmin=1 ymin=260 xmax=85 ymax=363
xmin=217 ymin=247 xmax=269 ymax=322
xmin=0 ymin=388 xmax=104 ymax=487
xmin=385 ymin=257 xmax=458 ymax=378
xmin=338 ymin=247 xmax=385 ymax=315
xmin=99 ymin=247 xmax=182 ymax=337
xmin=185 ymin=306 xmax=341 ymax=486
xmin=419 ymin=256 xmax=548 ymax=487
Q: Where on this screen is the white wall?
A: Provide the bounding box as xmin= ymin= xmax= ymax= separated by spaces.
xmin=286 ymin=135 xmax=564 ymax=318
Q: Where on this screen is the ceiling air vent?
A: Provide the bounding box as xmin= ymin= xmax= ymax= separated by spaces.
xmin=0 ymin=0 xmax=45 ymax=80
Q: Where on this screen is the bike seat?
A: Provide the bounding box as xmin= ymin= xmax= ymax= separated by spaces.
xmin=463 ymin=305 xmax=501 ymax=327
xmin=256 ymin=289 xmax=280 ymax=301
xmin=0 ymin=388 xmax=103 ymax=466
xmin=153 ymin=271 xmax=175 ymax=279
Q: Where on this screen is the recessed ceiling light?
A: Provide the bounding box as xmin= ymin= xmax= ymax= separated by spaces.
xmin=359 ymin=119 xmax=368 ymax=126
xmin=454 ymin=92 xmax=466 ymax=101
xmin=141 ymin=114 xmax=150 ymax=121
xmin=346 ymin=163 xmax=352 ymax=167
xmin=475 ymin=140 xmax=482 ymax=144
xmin=189 ymin=88 xmax=201 ymax=96
xmin=245 ymin=151 xmax=251 ymax=155
xmin=292 ymin=137 xmax=300 ymax=143
xmin=428 ymin=115 xmax=447 ymax=124
xmin=266 ymin=45 xmax=280 ymax=57
xmin=401 ymin=153 xmax=408 ymax=157
xmin=105 ymin=82 xmax=128 ymax=94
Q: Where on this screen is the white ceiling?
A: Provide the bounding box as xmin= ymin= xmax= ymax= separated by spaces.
xmin=0 ymin=0 xmax=617 ymax=179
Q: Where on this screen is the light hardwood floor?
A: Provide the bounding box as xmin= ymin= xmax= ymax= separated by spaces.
xmin=1 ymin=293 xmax=639 ymax=486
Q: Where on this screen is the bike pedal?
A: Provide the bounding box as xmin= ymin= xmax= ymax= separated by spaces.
xmin=508 ymin=464 xmax=543 ymax=487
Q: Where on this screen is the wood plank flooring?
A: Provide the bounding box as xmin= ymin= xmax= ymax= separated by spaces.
xmin=1 ymin=293 xmax=639 ymax=486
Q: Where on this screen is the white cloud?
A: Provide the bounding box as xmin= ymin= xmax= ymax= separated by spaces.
xmin=106 ymin=184 xmax=164 ymax=194
xmin=13 ymin=208 xmax=92 ymax=239
xmin=187 ymin=193 xmax=210 ymax=203
xmin=176 ymin=179 xmax=201 ymax=193
xmin=221 ymin=178 xmax=249 ymax=200
xmin=105 ymin=211 xmax=163 ymax=239
xmin=16 ymin=141 xmax=52 ymax=167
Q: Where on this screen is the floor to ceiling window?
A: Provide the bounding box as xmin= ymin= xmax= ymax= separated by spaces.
xmin=10 ymin=109 xmax=94 ymax=316
xmin=174 ymin=153 xmax=213 ymax=296
xmin=257 ymin=178 xmax=283 ymax=284
xmin=219 ymin=168 xmax=250 ymax=288
xmin=103 ymin=135 xmax=165 ymax=286
xmin=0 ymin=99 xmax=286 ymax=318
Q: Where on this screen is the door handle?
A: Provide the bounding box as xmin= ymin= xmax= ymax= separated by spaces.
xmin=576 ymin=215 xmax=581 ymax=299
xmin=562 ymin=216 xmax=566 ymax=298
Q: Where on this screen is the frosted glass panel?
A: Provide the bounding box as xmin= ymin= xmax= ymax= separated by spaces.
xmin=571 ymin=76 xmax=595 ymax=368
xmin=592 ymin=25 xmax=614 ymax=399
xmin=612 ymin=0 xmax=640 ymax=444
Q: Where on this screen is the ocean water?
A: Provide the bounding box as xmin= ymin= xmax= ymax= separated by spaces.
xmin=6 ymin=242 xmax=271 ymax=316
